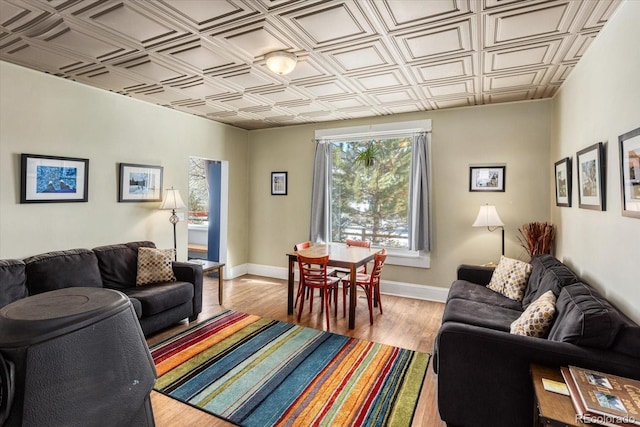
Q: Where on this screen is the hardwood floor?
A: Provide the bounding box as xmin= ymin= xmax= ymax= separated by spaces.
xmin=147 ymin=274 xmax=446 ymax=426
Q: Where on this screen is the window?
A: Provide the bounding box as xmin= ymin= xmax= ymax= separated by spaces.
xmin=313 ymin=120 xmax=432 ymax=268
xmin=331 ymin=135 xmax=412 ymax=249
xmin=188 ymin=157 xmax=208 ymax=225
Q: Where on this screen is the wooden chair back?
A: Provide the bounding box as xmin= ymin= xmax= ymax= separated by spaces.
xmin=297 ymin=254 xmax=330 ymax=287
xmin=346 ymin=239 xmax=371 ymax=248
xmin=294 ymin=241 xmax=312 ymax=251
xmin=370 ymin=249 xmax=387 ymax=284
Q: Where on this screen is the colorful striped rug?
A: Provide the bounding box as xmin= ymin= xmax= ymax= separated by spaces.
xmin=149 ymin=310 xmax=430 ymax=426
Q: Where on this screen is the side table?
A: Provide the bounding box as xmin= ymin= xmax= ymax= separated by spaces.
xmin=189 ymin=260 xmax=225 ymax=305
xmin=531 ymin=364 xmax=580 ymax=427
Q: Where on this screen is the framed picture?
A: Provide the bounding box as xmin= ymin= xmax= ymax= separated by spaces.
xmin=20 ymin=154 xmax=89 ymax=203
xmin=618 ymin=126 xmax=640 ymax=218
xmin=554 ymin=157 xmax=572 ymax=207
xmin=271 ymin=171 xmax=287 ymax=195
xmin=469 ymin=166 xmax=505 ymax=192
xmin=118 ymin=163 xmax=163 ymax=202
xmin=577 ymin=142 xmax=606 ymax=211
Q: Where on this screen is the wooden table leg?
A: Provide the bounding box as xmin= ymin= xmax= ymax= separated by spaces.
xmin=218 ymin=266 xmax=224 ymax=305
xmin=349 ymin=264 xmax=356 ymax=329
xmin=288 ymin=257 xmax=295 ymax=315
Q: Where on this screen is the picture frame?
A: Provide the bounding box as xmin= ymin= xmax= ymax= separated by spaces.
xmin=554 ymin=157 xmax=572 ymax=207
xmin=577 ymin=142 xmax=606 ymax=211
xmin=469 ymin=166 xmax=505 ymax=192
xmin=618 ymin=126 xmax=640 ymax=218
xmin=118 ymin=163 xmax=163 ymax=202
xmin=20 ymin=153 xmax=89 ymax=203
xmin=271 ymin=171 xmax=287 ymax=195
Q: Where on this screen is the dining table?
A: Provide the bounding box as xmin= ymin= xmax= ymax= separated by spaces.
xmin=286 ymin=243 xmax=380 ymax=329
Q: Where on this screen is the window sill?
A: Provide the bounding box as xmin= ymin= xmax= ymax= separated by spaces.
xmin=381 ymin=248 xmax=430 ymax=269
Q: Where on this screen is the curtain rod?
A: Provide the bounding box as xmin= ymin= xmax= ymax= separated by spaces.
xmin=315 ymin=129 xmax=430 ymax=142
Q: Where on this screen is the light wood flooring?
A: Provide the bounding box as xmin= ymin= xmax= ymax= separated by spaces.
xmin=147 ymin=274 xmax=446 ymax=426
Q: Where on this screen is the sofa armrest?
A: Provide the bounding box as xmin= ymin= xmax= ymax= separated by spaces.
xmin=456 ymin=264 xmax=495 ymax=285
xmin=172 ymin=262 xmax=203 ymax=319
xmin=434 ymin=321 xmax=640 ymax=427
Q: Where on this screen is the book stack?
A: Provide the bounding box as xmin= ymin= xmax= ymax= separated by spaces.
xmin=560 ymin=366 xmax=640 ymax=427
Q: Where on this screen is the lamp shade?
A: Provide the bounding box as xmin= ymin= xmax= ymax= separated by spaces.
xmin=159 ymin=187 xmax=185 ymax=210
xmin=265 ymin=51 xmax=297 ymax=75
xmin=472 ymin=204 xmax=504 ymax=227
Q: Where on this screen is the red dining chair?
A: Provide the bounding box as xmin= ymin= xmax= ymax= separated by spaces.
xmin=341 ymin=249 xmax=387 ymax=325
xmin=293 ymin=241 xmax=312 ymax=308
xmin=345 ymin=239 xmax=371 ymax=273
xmin=297 ymin=254 xmax=341 ymax=330
xmin=335 ymin=239 xmax=371 ymax=313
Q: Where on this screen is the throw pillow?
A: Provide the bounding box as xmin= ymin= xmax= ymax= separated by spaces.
xmin=487 ymin=255 xmax=533 ymax=301
xmin=510 ymin=290 xmax=557 ymax=337
xmin=136 ymin=247 xmax=176 ymax=286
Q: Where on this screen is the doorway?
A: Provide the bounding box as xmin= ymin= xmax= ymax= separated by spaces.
xmin=187 ymin=157 xmax=228 ymax=264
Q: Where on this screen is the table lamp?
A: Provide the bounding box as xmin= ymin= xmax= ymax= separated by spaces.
xmin=159 ymin=187 xmax=186 ymax=261
xmin=472 ymin=204 xmax=505 ymax=256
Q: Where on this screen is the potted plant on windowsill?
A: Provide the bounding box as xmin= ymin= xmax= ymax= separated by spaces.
xmin=355 ymin=142 xmax=381 ymax=167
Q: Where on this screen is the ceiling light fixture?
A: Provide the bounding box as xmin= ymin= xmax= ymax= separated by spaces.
xmin=265 ymin=50 xmax=297 ymax=75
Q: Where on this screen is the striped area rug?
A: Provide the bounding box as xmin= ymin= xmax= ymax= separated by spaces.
xmin=149 ymin=310 xmax=430 ymax=427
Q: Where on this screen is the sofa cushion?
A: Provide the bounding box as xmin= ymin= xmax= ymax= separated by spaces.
xmin=487 ymin=256 xmax=532 ymax=301
xmin=24 ymin=249 xmax=102 ymax=295
xmin=122 ymin=281 xmax=193 ymax=316
xmin=510 ymin=290 xmax=556 ymax=337
xmin=523 ymin=255 xmax=563 ymax=304
xmin=523 ymin=256 xmax=579 ymax=307
xmin=93 ymin=241 xmax=156 ymax=289
xmin=0 ymin=259 xmax=28 ymax=308
xmin=447 ymin=280 xmax=523 ymax=311
xmin=548 ymin=283 xmax=623 ymax=348
xmin=136 ymin=248 xmax=176 ymax=285
xmin=610 ymin=323 xmax=640 ymax=359
xmin=442 ymin=298 xmax=522 ymax=332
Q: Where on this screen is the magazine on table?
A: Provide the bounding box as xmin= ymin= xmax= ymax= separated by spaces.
xmin=560 ymin=366 xmax=640 ymax=426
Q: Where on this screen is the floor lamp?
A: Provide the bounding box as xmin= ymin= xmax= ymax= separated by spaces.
xmin=472 ymin=204 xmax=505 ymax=257
xmin=159 ymin=187 xmax=186 ymax=261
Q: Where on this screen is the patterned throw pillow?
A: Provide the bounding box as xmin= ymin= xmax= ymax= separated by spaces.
xmin=136 ymin=247 xmax=176 ymax=286
xmin=510 ymin=290 xmax=557 ymax=337
xmin=487 ymin=255 xmax=533 ymax=301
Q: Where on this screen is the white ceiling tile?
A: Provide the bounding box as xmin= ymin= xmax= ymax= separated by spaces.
xmin=484 ymin=1 xmax=582 ymax=47
xmin=485 ymin=39 xmax=561 ymax=72
xmin=484 ymin=70 xmax=544 ymax=90
xmin=169 ymin=44 xmax=234 ymax=71
xmin=224 ymin=25 xmax=290 ymax=58
xmin=394 ymin=19 xmax=473 ymax=62
xmin=90 ymin=3 xmax=176 ymax=44
xmin=411 ymin=56 xmax=474 ymax=83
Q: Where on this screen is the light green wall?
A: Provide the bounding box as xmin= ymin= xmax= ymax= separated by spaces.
xmin=0 ymin=61 xmax=249 ymax=267
xmin=551 ymin=0 xmax=640 ymax=323
xmin=248 ymin=100 xmax=552 ymax=288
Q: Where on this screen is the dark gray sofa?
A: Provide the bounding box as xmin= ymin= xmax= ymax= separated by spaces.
xmin=433 ymin=254 xmax=640 ymax=427
xmin=0 ymin=241 xmax=203 ymax=336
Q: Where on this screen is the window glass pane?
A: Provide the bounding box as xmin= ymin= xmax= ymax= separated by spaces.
xmin=331 ymin=136 xmax=412 ymax=249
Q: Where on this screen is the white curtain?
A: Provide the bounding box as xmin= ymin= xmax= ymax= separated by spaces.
xmin=309 ymin=140 xmax=332 ymax=243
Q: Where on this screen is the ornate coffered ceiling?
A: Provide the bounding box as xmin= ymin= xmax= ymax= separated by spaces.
xmin=0 ymin=0 xmax=621 ymax=130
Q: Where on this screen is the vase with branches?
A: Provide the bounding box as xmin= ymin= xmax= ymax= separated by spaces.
xmin=518 ymin=222 xmax=555 ymax=257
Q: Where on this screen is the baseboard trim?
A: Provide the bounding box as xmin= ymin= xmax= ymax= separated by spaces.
xmin=226 ymin=263 xmax=249 ymax=279
xmin=246 ymin=263 xmax=448 ymax=303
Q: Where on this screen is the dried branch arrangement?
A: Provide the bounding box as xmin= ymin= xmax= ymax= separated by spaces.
xmin=518 ymin=222 xmax=555 ymax=257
